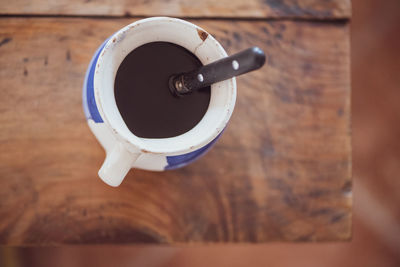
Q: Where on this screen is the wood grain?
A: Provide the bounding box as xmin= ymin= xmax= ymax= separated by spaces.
xmin=0 ymin=0 xmax=351 ymax=19
xmin=0 ymin=17 xmax=351 ymax=244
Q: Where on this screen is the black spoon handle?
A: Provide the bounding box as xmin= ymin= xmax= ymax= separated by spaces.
xmin=170 ymin=47 xmax=266 ymax=96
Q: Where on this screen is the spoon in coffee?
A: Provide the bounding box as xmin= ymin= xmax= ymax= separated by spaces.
xmin=169 ymin=46 xmax=266 ymax=97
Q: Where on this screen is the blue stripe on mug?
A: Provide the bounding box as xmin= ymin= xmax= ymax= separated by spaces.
xmin=165 ymin=133 xmax=222 ymax=170
xmin=83 ymin=40 xmax=108 ymax=123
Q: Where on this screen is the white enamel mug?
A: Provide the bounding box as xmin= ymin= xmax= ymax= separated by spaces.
xmin=83 ymin=17 xmax=236 ymax=187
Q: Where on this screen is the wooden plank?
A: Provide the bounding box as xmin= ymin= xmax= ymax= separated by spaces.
xmin=0 ymin=17 xmax=351 ymax=244
xmin=0 ymin=0 xmax=351 ymax=19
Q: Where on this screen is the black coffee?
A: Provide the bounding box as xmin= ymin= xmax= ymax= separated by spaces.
xmin=114 ymin=42 xmax=211 ymax=138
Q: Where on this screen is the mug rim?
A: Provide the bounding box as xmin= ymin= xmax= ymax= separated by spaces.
xmin=94 ymin=17 xmax=236 ymax=155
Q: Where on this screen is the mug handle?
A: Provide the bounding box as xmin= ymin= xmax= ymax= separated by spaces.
xmin=98 ymin=142 xmax=140 ymax=187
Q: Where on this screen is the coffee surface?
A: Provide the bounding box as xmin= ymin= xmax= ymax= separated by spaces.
xmin=114 ymin=42 xmax=211 ymax=138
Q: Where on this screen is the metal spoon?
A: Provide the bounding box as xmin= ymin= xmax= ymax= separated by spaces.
xmin=169 ymin=47 xmax=266 ymax=97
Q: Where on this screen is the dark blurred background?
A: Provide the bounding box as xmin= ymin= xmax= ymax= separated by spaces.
xmin=1 ymin=0 xmax=400 ymax=266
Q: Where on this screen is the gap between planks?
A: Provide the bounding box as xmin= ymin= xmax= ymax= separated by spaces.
xmin=0 ymin=14 xmax=350 ymax=23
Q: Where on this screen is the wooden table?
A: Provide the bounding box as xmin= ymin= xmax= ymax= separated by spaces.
xmin=0 ymin=0 xmax=352 ymax=245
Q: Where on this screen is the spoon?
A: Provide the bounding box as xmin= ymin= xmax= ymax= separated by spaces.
xmin=169 ymin=46 xmax=266 ymax=97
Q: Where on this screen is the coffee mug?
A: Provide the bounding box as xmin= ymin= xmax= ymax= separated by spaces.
xmin=83 ymin=17 xmax=237 ymax=187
